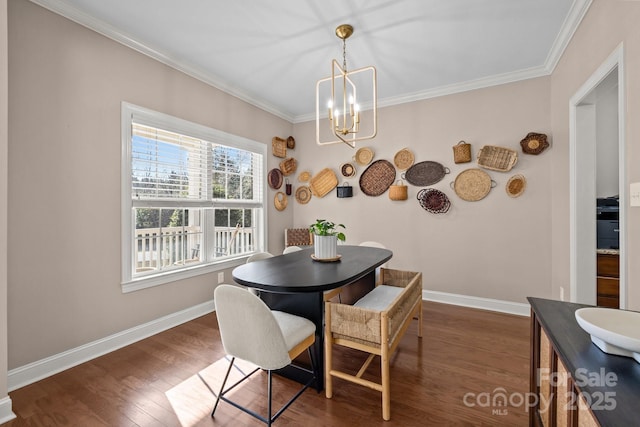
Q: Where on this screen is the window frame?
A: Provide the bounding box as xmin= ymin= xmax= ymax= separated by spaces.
xmin=121 ymin=102 xmax=268 ymax=293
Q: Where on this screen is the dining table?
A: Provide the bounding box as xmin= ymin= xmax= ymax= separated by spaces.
xmin=231 ymin=245 xmax=393 ymax=390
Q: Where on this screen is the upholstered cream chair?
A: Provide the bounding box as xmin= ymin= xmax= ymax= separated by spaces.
xmin=246 ymin=251 xmax=274 ymax=263
xmin=282 ymin=245 xmax=302 ymax=254
xmin=212 ymin=284 xmax=316 ymax=426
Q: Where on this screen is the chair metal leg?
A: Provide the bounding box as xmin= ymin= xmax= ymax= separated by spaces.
xmin=208 ymin=352 xmax=317 ymax=425
xmin=212 ymin=356 xmax=235 ymax=417
xmin=267 ymin=370 xmax=273 ymax=427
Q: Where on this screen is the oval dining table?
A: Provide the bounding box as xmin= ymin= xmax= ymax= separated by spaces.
xmin=232 ymin=245 xmax=393 ymax=390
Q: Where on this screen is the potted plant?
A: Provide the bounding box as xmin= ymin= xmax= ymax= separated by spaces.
xmin=309 ymin=219 xmax=346 ymax=260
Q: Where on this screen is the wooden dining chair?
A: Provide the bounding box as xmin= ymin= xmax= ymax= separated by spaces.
xmin=212 ymin=284 xmax=316 ymax=426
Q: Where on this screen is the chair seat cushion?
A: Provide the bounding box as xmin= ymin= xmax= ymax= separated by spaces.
xmin=354 ymin=285 xmax=403 ymax=312
xmin=272 ymin=311 xmax=316 ymax=351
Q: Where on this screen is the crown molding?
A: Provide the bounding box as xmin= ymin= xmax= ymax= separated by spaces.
xmin=29 ymin=0 xmax=592 ymax=125
xmin=27 ymin=0 xmax=296 ymax=122
xmin=544 ymin=0 xmax=593 ymax=74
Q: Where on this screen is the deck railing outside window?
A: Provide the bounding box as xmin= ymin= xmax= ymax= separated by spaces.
xmin=135 ymin=226 xmax=254 ymax=272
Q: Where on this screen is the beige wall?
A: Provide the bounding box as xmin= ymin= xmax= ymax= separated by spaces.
xmin=549 ymin=0 xmax=640 ymax=311
xmin=293 ymin=77 xmax=552 ymax=303
xmin=1 ymin=0 xmax=10 ymax=406
xmin=7 ymin=0 xmax=291 ymax=368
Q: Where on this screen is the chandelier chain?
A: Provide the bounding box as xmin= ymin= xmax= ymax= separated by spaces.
xmin=342 ymin=38 xmax=347 ymax=73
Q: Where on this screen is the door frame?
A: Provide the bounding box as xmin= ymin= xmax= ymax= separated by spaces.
xmin=569 ymin=43 xmax=626 ymax=308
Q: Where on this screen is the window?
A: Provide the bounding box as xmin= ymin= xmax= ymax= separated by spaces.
xmin=121 ymin=103 xmax=266 ymax=292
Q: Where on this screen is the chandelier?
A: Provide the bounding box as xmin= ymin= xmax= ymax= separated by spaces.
xmin=316 ymin=24 xmax=377 ymax=148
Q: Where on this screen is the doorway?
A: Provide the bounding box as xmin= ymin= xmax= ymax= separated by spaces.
xmin=570 ymin=45 xmax=626 ymax=308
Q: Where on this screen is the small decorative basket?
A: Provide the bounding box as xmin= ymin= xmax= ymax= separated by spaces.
xmin=310 ymin=168 xmax=338 ymax=198
xmin=520 ymin=132 xmax=549 ymax=155
xmin=452 ymin=141 xmax=472 ymax=164
xmin=279 ymin=157 xmax=297 ymax=176
xmin=272 ymin=136 xmax=287 ymax=158
xmin=393 ymin=148 xmax=415 ymax=171
xmin=477 ymin=145 xmax=518 ymax=172
xmin=389 ymin=180 xmax=408 ymax=201
xmin=336 ymin=182 xmax=353 ymax=198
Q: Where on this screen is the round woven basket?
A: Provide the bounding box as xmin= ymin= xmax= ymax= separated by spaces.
xmin=353 ymin=147 xmax=374 ymax=166
xmin=359 ymin=160 xmax=396 ymax=196
xmin=295 ymin=186 xmax=312 ymax=204
xmin=340 ymin=162 xmax=356 ymax=178
xmin=268 ymin=168 xmax=283 ymax=189
xmin=452 ymin=168 xmax=495 ymax=201
xmin=274 ymin=192 xmax=288 ymax=211
xmin=506 ymin=174 xmax=527 ymax=198
xmin=417 ymin=188 xmax=451 ymax=213
xmin=298 ymin=170 xmax=311 ymax=182
xmin=393 ymin=148 xmax=415 ymax=171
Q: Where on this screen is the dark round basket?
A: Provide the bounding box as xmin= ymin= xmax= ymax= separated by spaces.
xmin=417 ymin=188 xmax=451 ymax=214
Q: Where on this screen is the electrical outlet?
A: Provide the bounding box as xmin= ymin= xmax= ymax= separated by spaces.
xmin=631 ymin=182 xmax=640 ymax=207
xmin=217 ymin=272 xmax=225 ymax=284
xmin=560 ymin=287 xmax=565 ymax=301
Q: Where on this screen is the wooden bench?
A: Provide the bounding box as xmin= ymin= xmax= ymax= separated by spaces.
xmin=324 ymin=268 xmax=423 ymax=420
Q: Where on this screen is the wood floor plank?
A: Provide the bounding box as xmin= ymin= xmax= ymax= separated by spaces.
xmin=6 ymin=302 xmax=530 ymax=426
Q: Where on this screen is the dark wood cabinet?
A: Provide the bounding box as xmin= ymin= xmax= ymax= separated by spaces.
xmin=528 ymin=298 xmax=639 ymax=427
xmin=596 ymin=253 xmax=619 ymax=308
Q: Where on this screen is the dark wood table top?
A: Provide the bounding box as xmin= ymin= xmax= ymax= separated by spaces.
xmin=528 ymin=297 xmax=640 ymax=426
xmin=232 ymin=245 xmax=392 ymax=293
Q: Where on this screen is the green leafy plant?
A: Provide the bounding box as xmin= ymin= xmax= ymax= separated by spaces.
xmin=309 ymin=219 xmax=346 ymax=242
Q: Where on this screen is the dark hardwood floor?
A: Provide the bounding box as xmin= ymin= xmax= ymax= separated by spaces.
xmin=5 ymin=302 xmax=530 ymax=426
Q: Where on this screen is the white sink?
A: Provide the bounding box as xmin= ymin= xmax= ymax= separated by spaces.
xmin=575 ymin=307 xmax=640 ymax=363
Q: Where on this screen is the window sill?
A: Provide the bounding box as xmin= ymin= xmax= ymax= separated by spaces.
xmin=121 ymin=257 xmax=247 ymax=293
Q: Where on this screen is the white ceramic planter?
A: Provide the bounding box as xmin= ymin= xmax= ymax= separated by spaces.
xmin=314 ymin=234 xmax=337 ymax=259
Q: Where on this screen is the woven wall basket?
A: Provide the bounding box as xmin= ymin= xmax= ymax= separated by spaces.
xmin=295 ymin=186 xmax=312 ymax=204
xmin=272 ymin=136 xmax=287 ymax=158
xmin=506 ymin=174 xmax=527 ymax=198
xmin=359 ymin=160 xmax=396 ymax=196
xmin=268 ymin=168 xmax=283 ymax=190
xmin=451 ymin=168 xmax=496 ymax=202
xmin=309 ymin=168 xmax=338 ymax=198
xmin=274 ymin=192 xmax=288 ymax=211
xmin=520 ymin=132 xmax=549 ymax=155
xmin=417 ymin=188 xmax=451 ymax=213
xmin=393 ymin=148 xmax=415 ymax=171
xmin=452 ymin=141 xmax=472 ymax=164
xmin=402 ymin=161 xmax=450 ymax=186
xmin=279 ymin=157 xmax=297 ymax=176
xmin=477 ymin=145 xmax=518 ymax=172
xmin=389 ymin=180 xmax=408 ymax=201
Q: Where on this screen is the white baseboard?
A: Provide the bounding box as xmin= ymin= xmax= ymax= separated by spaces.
xmin=423 ymin=290 xmax=530 ymax=317
xmin=0 ymin=396 xmax=16 ymax=424
xmin=8 ymin=300 xmax=215 ymax=392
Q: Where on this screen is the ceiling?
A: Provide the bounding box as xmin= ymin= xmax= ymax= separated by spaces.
xmin=31 ymin=0 xmax=590 ymax=122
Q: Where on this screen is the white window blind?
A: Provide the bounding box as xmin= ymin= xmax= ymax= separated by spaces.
xmin=121 ymin=103 xmax=267 ymax=292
